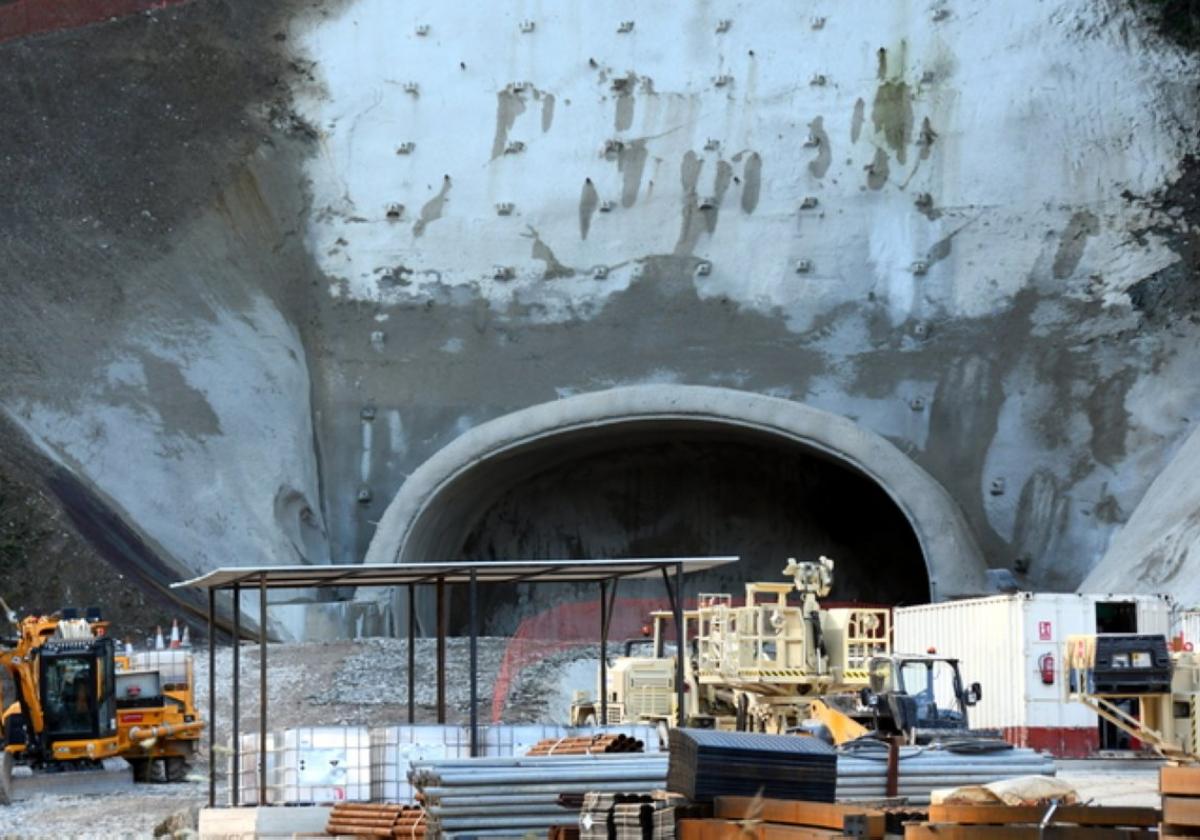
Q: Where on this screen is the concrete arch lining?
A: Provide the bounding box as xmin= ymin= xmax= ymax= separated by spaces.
xmin=365 ymin=385 xmax=989 ymax=602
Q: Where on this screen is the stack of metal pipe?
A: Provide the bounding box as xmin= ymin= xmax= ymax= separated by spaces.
xmin=835 ymin=740 xmax=1056 ymax=804
xmin=409 ymin=753 xmax=670 ymax=839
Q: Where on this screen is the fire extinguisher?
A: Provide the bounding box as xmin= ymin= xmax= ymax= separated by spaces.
xmin=1038 ymin=653 xmax=1055 ymax=685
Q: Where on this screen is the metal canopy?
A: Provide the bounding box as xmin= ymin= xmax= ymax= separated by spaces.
xmin=172 ymin=557 xmax=738 ymax=590
xmin=176 ymin=556 xmax=738 ymax=808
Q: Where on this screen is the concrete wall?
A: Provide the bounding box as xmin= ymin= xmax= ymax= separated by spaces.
xmin=0 ymin=0 xmax=1198 ymax=635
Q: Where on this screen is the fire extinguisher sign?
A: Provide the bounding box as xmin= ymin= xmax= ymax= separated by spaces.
xmin=1038 ymin=621 xmax=1052 ymax=641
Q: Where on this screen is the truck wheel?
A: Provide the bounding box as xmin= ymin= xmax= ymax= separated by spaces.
xmin=166 ymin=757 xmax=189 ymax=783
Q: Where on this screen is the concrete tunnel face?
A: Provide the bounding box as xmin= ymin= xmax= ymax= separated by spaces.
xmin=365 ymin=387 xmax=989 ymax=637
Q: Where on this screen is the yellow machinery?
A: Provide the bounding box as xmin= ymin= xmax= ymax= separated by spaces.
xmin=693 ymin=557 xmax=890 ymax=731
xmin=571 ymin=557 xmax=893 ymax=733
xmin=0 ymin=603 xmax=203 ymax=797
xmin=1065 ymin=633 xmax=1200 ymax=759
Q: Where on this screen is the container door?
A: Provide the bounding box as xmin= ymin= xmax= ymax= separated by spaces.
xmin=1094 ymin=601 xmax=1138 ymax=751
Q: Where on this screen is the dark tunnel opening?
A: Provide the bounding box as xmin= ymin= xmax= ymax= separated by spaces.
xmin=447 ymin=425 xmax=929 ymax=635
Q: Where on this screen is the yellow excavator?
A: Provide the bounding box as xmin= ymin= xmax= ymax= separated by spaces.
xmin=0 ymin=601 xmax=203 ymax=802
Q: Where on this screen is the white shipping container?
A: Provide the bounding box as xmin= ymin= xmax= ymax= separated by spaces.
xmin=893 ymin=592 xmax=1171 ymax=757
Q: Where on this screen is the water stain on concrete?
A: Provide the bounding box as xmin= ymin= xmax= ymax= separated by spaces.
xmin=413 ymin=176 xmax=451 ymax=238
xmin=541 ymin=93 xmax=555 ymax=133
xmin=918 ymin=117 xmax=937 ymax=161
xmin=615 ymin=91 xmax=635 ymax=131
xmin=490 ymin=89 xmax=527 ymax=160
xmin=851 ymin=98 xmax=865 ymax=144
xmin=872 ymin=80 xmax=913 ymax=165
xmin=1086 ymin=368 xmax=1135 ymax=465
xmin=707 ymin=160 xmax=734 ymax=234
xmin=138 ymin=352 xmax=222 ymax=440
xmin=1012 ymin=468 xmax=1069 ymax=575
xmin=808 ymin=116 xmax=831 ymax=178
xmin=526 ymin=227 xmax=574 ymax=280
xmin=618 ymin=139 xmax=649 ymax=207
xmin=1052 ymin=210 xmax=1099 ymax=278
xmin=867 ymin=147 xmax=889 ymax=190
xmin=579 ymin=178 xmax=599 ymax=240
xmin=674 ymin=151 xmax=706 ymax=255
xmin=741 ymin=152 xmax=762 ymax=214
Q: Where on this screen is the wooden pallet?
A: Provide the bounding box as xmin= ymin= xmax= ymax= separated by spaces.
xmin=1162 ymin=765 xmax=1200 ymax=839
xmin=714 ymin=797 xmax=886 ymax=839
xmin=678 ymin=821 xmax=846 ymax=840
xmin=905 ymin=827 xmax=1156 ymax=840
xmin=928 ymin=805 xmax=1159 ymax=828
xmin=906 ymin=802 xmax=1160 ymax=840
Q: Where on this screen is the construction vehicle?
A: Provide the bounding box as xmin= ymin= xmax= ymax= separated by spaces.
xmin=0 ymin=602 xmax=203 ymax=801
xmin=1065 ymin=632 xmax=1200 ymax=759
xmin=571 ymin=557 xmax=982 ymax=739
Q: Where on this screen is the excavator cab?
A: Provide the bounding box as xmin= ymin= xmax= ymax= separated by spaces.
xmin=862 ymin=654 xmax=980 ymax=740
xmin=36 ymin=637 xmax=117 ymax=749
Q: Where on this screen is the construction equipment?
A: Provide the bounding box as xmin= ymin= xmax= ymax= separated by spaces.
xmin=0 ymin=602 xmax=203 ymax=800
xmin=574 ymin=557 xmax=983 ymax=740
xmin=1065 ymin=632 xmax=1200 ymax=759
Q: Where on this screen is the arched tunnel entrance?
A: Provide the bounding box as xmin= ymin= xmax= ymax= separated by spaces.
xmin=452 ymin=423 xmax=928 ymax=634
xmin=364 ymin=385 xmax=990 ymax=635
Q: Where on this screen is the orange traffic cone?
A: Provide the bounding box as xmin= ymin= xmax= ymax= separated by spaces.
xmin=181 ymin=625 xmax=191 ymax=648
xmin=154 ymin=625 xmax=165 ymax=650
xmin=169 ymin=619 xmax=181 ymax=649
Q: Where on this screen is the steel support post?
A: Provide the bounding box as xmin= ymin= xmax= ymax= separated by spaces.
xmin=673 ymin=562 xmax=685 ymax=728
xmin=469 ymin=568 xmax=478 ymax=757
xmin=231 ymin=583 xmax=240 ymax=807
xmin=207 ymin=587 xmax=216 ymax=808
xmin=258 ymin=578 xmax=268 ymax=807
xmin=436 ymin=577 xmax=446 ymax=724
xmin=407 ymin=584 xmax=416 ymax=725
xmin=599 ymin=578 xmax=608 ymax=727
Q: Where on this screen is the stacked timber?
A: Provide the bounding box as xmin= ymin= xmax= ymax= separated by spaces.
xmin=677 ymin=797 xmax=886 ymax=840
xmin=325 ymin=802 xmax=427 ymax=837
xmin=1162 ymin=765 xmax=1200 ymax=839
xmin=904 ymin=802 xmax=1160 ymax=840
xmin=527 ymin=733 xmax=645 ymax=755
xmin=667 ymin=729 xmax=837 ymax=803
xmin=408 ymin=753 xmax=669 ymax=838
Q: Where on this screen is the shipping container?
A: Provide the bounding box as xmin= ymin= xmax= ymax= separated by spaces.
xmin=894 ymin=592 xmax=1171 ymax=757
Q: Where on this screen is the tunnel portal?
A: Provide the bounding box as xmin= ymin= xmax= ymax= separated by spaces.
xmin=450 ymin=426 xmax=930 ymax=634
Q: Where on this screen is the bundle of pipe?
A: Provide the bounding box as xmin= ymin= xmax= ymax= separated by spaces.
xmin=324 ymin=802 xmax=427 ymax=837
xmin=409 ymin=753 xmax=670 ymax=839
xmin=526 ymin=733 xmax=645 ymax=755
xmin=835 ymin=739 xmax=1056 ymax=805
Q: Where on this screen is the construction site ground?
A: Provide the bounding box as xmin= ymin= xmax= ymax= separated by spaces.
xmin=0 ymin=639 xmax=1166 ymax=839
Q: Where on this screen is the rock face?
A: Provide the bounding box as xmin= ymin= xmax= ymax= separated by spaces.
xmin=1083 ymin=425 xmax=1200 ymax=608
xmin=0 ymin=0 xmax=1199 ymax=636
